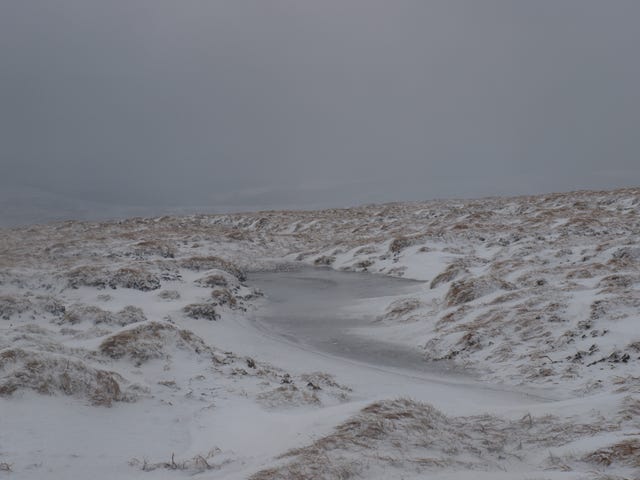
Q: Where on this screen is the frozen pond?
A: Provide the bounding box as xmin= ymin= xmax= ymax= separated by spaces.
xmin=248 ymin=267 xmax=434 ymax=372
xmin=248 ymin=266 xmax=558 ymax=405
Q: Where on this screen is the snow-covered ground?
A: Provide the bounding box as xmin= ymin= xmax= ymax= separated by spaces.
xmin=0 ymin=187 xmax=638 ymax=479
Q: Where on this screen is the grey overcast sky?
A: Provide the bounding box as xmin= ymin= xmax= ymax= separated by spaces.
xmin=1 ymin=1 xmax=640 ymax=217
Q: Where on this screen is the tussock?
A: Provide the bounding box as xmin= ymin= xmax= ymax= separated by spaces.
xmin=1 ymin=324 xmax=90 ymax=356
xmin=211 ymin=288 xmax=238 ymax=308
xmin=179 ymin=256 xmax=246 ymax=281
xmin=183 ymin=302 xmax=220 ymax=321
xmin=256 ymin=384 xmax=321 ymax=409
xmin=618 ymin=396 xmax=640 ymax=423
xmin=0 ymin=295 xmax=33 ymax=319
xmin=99 ymin=321 xmax=210 ymax=365
xmin=610 ymin=246 xmax=640 ymax=266
xmin=584 ymin=439 xmax=640 ymax=468
xmin=314 ymin=255 xmax=336 ymax=266
xmin=0 ymin=348 xmax=125 ymax=406
xmin=251 ymin=398 xmax=620 ymax=479
xmin=389 ymin=236 xmax=414 ymax=254
xmin=430 ymin=263 xmax=468 ymax=289
xmin=597 ymin=274 xmax=636 ymax=290
xmin=66 ymin=266 xmax=112 ymax=289
xmin=66 ymin=265 xmax=160 ymax=291
xmin=377 ymin=298 xmax=423 ymax=322
xmin=110 ymin=268 xmax=161 ymax=291
xmin=61 ymin=304 xmax=146 ymax=326
xmin=157 ymin=290 xmax=181 ymax=300
xmin=445 ymin=276 xmax=514 ymax=307
xmin=132 ymin=240 xmax=176 ymax=259
xmin=0 ymin=294 xmax=65 ymax=320
xmin=195 ymin=272 xmax=231 ymax=288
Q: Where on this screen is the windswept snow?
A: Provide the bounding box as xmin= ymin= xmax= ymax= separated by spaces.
xmin=0 ymin=187 xmax=639 ymax=479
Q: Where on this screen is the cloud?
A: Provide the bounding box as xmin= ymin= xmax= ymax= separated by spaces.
xmin=1 ymin=0 xmax=639 ymax=219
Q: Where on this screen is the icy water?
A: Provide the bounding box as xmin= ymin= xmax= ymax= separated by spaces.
xmin=248 ymin=267 xmax=433 ymax=372
xmin=248 ymin=267 xmax=560 ymax=404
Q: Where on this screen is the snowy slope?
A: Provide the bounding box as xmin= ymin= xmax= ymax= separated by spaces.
xmin=0 ymin=187 xmax=638 ymax=479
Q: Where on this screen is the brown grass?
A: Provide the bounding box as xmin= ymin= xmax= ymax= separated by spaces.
xmin=110 ymin=268 xmax=161 ymax=291
xmin=430 ymin=263 xmax=468 ymax=289
xmin=389 ymin=236 xmax=413 ymax=254
xmin=99 ymin=321 xmax=209 ymax=364
xmin=183 ymin=303 xmax=220 ymax=321
xmin=211 ymin=288 xmax=238 ymax=308
xmin=132 ymin=240 xmax=176 ymax=259
xmin=377 ymin=298 xmax=423 ymax=322
xmin=0 ymin=295 xmax=33 ymax=319
xmin=250 ymin=397 xmax=621 ymax=479
xmin=61 ymin=304 xmax=146 ymax=326
xmin=256 ymin=384 xmax=321 ymax=409
xmin=179 ymin=256 xmax=246 ymax=281
xmin=445 ymin=276 xmax=514 ymax=307
xmin=66 ymin=265 xmax=160 ymax=291
xmin=195 ymin=273 xmax=229 ymax=288
xmin=0 ymin=348 xmax=124 ymax=406
xmin=584 ymin=439 xmax=640 ymax=468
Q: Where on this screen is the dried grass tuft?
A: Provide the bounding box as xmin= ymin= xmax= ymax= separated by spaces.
xmin=251 ymin=397 xmax=621 ymax=478
xmin=183 ymin=303 xmax=220 ymax=321
xmin=99 ymin=321 xmax=209 ymax=364
xmin=445 ymin=276 xmax=514 ymax=307
xmin=0 ymin=348 xmax=125 ymax=406
xmin=61 ymin=304 xmax=146 ymax=326
xmin=66 ymin=265 xmax=160 ymax=291
xmin=132 ymin=240 xmax=176 ymax=259
xmin=179 ymin=256 xmax=246 ymax=281
xmin=195 ymin=273 xmax=230 ymax=288
xmin=584 ymin=439 xmax=640 ymax=468
xmin=430 ymin=263 xmax=468 ymax=289
xmin=377 ymin=298 xmax=423 ymax=322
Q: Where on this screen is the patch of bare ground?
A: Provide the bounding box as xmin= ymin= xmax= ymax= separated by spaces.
xmin=0 ymin=348 xmax=128 ymax=406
